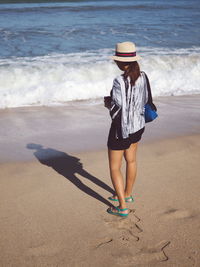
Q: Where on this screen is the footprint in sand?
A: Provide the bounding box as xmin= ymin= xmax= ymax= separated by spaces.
xmin=117 ymin=231 xmax=139 ymax=242
xmin=117 ymin=240 xmax=170 ymax=265
xmin=103 ymin=211 xmax=142 ymax=242
xmin=95 ymin=232 xmax=139 ymax=248
xmin=94 ymin=236 xmax=113 ymax=249
xmin=106 ymin=217 xmax=142 ymax=233
xmin=161 ymin=208 xmax=195 ymax=220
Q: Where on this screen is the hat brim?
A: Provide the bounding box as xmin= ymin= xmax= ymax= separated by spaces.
xmin=111 ymin=55 xmax=141 ymax=62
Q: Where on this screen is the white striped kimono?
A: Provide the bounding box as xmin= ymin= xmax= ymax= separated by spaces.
xmin=110 ymin=71 xmax=149 ymax=139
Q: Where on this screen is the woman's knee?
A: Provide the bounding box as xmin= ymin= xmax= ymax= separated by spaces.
xmin=124 ymin=152 xmax=137 ymax=164
xmin=110 ymin=162 xmax=122 ymax=172
xmin=125 ymin=156 xmax=136 ymax=165
xmin=108 ymin=149 xmax=123 ymax=171
xmin=124 ymin=143 xmax=138 ymax=164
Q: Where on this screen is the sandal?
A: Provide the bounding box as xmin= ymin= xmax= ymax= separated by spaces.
xmin=107 ymin=206 xmax=129 ymax=217
xmin=108 ymin=195 xmax=134 ymax=203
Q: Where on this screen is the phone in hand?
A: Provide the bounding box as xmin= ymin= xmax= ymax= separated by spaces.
xmin=104 ymin=96 xmax=111 ymax=109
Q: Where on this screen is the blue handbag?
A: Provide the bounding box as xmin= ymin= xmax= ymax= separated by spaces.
xmin=143 ymin=72 xmax=158 ymax=123
xmin=145 ymin=103 xmax=158 ymax=123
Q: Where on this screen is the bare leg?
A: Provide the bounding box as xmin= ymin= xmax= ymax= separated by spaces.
xmin=124 ymin=142 xmax=138 ymax=198
xmin=108 ymin=149 xmax=127 ymax=213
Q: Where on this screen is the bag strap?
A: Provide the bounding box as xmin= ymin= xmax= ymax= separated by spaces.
xmin=142 ymin=71 xmax=157 ymax=111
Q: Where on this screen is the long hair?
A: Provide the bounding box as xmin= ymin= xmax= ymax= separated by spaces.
xmin=123 ymin=61 xmax=140 ymax=86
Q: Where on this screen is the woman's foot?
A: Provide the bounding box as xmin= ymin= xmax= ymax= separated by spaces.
xmin=107 ymin=206 xmax=129 ymax=217
xmin=108 ymin=195 xmax=118 ymax=201
xmin=108 ymin=195 xmax=134 ymax=203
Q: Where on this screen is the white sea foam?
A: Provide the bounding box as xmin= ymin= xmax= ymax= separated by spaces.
xmin=0 ymin=47 xmax=200 ymax=109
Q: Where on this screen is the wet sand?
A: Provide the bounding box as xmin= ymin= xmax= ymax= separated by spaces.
xmin=0 ymin=95 xmax=200 ymax=266
xmin=0 ymin=94 xmax=200 ymax=162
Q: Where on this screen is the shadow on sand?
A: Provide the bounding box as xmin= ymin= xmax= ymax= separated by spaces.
xmin=27 ymin=143 xmax=114 ymax=207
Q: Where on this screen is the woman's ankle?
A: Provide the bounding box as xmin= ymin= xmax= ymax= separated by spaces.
xmin=124 ymin=192 xmax=132 ymax=198
xmin=118 ymin=202 xmax=127 ymax=209
xmin=118 ymin=205 xmax=128 ymax=210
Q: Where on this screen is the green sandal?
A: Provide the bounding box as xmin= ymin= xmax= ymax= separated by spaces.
xmin=108 ymin=195 xmax=134 ymax=203
xmin=107 ymin=206 xmax=129 ymax=217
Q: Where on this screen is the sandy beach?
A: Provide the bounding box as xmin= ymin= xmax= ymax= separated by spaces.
xmin=0 ymin=95 xmax=200 ymax=266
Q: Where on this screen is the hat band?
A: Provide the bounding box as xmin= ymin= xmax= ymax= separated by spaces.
xmin=115 ymin=51 xmax=136 ymax=57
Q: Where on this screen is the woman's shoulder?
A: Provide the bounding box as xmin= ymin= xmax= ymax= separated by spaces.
xmin=140 ymin=71 xmax=150 ymax=80
xmin=140 ymin=70 xmax=147 ymax=76
xmin=113 ymin=74 xmax=123 ymax=82
xmin=139 ymin=71 xmax=149 ymax=84
xmin=112 ymin=75 xmax=124 ymax=87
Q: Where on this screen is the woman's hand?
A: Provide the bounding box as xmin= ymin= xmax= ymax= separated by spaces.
xmin=104 ymin=96 xmax=111 ymax=109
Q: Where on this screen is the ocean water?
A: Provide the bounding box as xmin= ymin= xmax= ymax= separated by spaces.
xmin=0 ymin=0 xmax=200 ymax=108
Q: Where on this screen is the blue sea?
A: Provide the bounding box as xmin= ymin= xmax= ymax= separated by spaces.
xmin=0 ymin=0 xmax=200 ymax=108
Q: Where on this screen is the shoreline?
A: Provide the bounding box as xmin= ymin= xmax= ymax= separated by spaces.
xmin=0 ymin=92 xmax=199 ymax=112
xmin=0 ymin=94 xmax=200 ymax=163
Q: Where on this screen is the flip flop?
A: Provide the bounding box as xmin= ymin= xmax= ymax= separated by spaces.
xmin=108 ymin=195 xmax=134 ymax=203
xmin=107 ymin=206 xmax=129 ymax=217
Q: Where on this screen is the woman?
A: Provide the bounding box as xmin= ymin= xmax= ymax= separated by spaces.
xmin=104 ymin=41 xmax=157 ymax=217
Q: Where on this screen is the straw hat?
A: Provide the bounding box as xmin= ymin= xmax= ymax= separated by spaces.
xmin=112 ymin=41 xmax=141 ymax=62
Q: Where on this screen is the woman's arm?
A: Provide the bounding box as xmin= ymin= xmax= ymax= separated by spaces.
xmin=109 ymin=77 xmax=122 ymax=122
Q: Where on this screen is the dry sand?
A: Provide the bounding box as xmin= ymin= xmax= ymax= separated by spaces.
xmin=0 ymin=95 xmax=200 ymax=266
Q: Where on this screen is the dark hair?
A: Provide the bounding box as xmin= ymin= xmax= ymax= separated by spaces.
xmin=123 ymin=61 xmax=140 ymax=86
